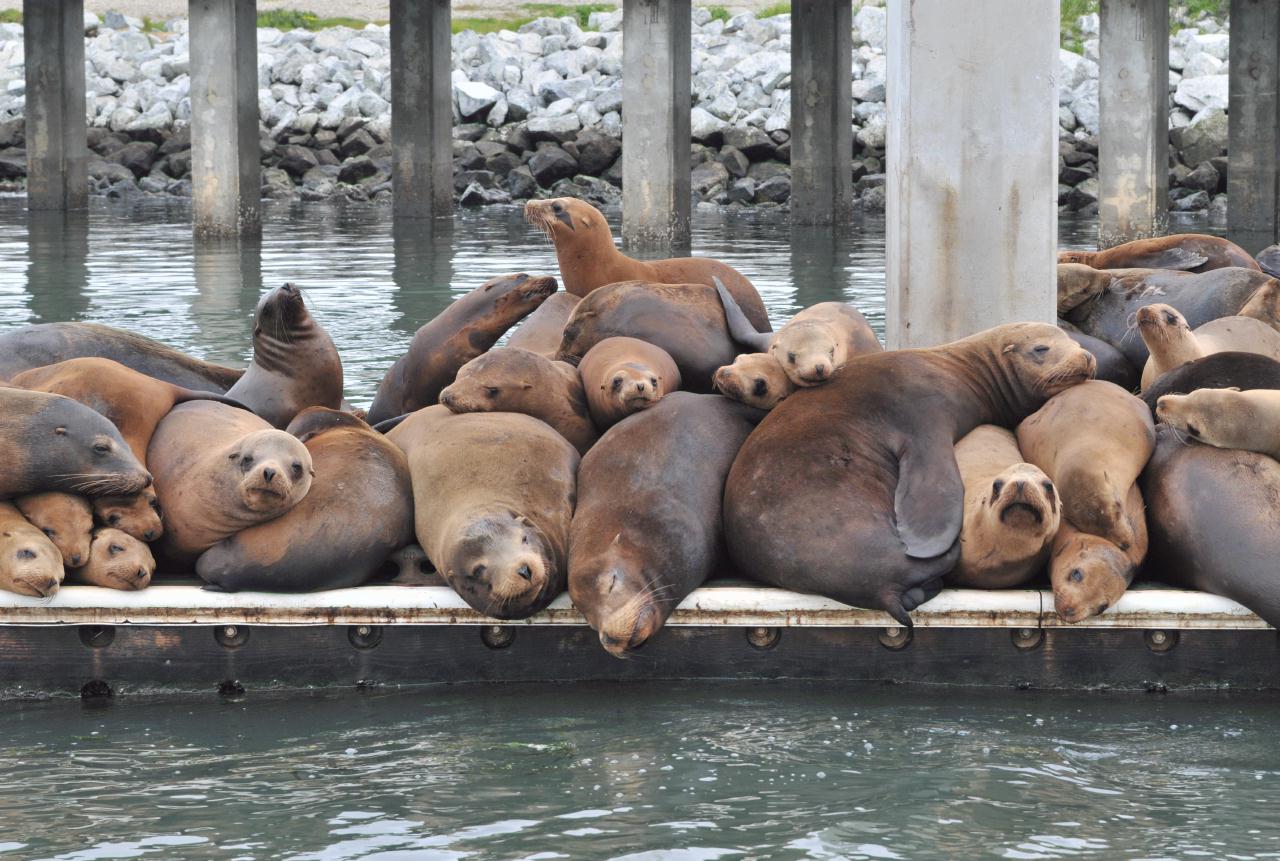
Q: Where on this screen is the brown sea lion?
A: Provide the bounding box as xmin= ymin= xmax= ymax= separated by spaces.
xmin=505 ymin=292 xmax=579 ymax=358
xmin=91 ymin=493 xmax=163 ymax=543
xmin=557 ymin=280 xmax=739 ymax=392
xmin=1058 ymin=234 xmax=1259 ymax=273
xmin=367 ymin=273 xmax=558 ymax=425
xmin=1155 ymin=387 xmax=1280 ymax=460
xmin=1057 ymin=263 xmax=1117 ymax=315
xmin=224 ymin=284 xmax=344 ymax=429
xmin=0 ymin=502 xmax=64 ymax=597
xmin=712 ymin=352 xmax=796 ymax=410
xmin=71 ymin=528 xmax=155 ymax=591
xmin=195 ymin=408 xmax=414 ymax=592
xmin=0 ymin=322 xmax=242 ymax=392
xmin=723 ymin=323 xmax=1096 ymax=625
xmin=439 ymin=347 xmax=598 ymax=455
xmin=0 ymin=388 xmax=150 ymax=500
xmin=387 ymin=407 xmax=578 ymax=619
xmin=570 ymin=393 xmax=762 ymax=656
xmin=1141 ymin=351 xmax=1280 ymax=411
xmin=1016 ymin=380 xmax=1154 ymax=552
xmin=525 ymin=197 xmax=771 ymax=332
xmin=13 ymin=493 xmax=92 ymax=568
xmin=1048 ymin=488 xmax=1146 ymax=623
xmin=1136 ymin=304 xmax=1280 ymax=390
xmin=577 ymin=337 xmax=681 ymax=430
xmin=945 ymin=425 xmax=1060 ymax=590
xmin=148 ymin=401 xmax=314 ymax=563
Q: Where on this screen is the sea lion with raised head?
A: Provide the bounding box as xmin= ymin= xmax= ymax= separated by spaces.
xmin=14 ymin=493 xmax=92 ymax=568
xmin=505 ymin=292 xmax=580 ymax=358
xmin=1141 ymin=352 xmax=1280 ymax=412
xmin=1058 ymin=234 xmax=1259 ymax=273
xmin=712 ymin=352 xmax=796 ymax=410
xmin=723 ymin=323 xmax=1096 ymax=625
xmin=367 ymin=273 xmax=558 ymax=425
xmin=1136 ymin=304 xmax=1280 ymax=390
xmin=71 ymin=528 xmax=155 ymax=591
xmin=577 ymin=337 xmax=681 ymax=430
xmin=1048 ymin=487 xmax=1146 ymax=623
xmin=0 ymin=502 xmax=64 ymax=597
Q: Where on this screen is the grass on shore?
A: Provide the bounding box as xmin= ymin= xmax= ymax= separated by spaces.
xmin=1061 ymin=0 xmax=1228 ymax=51
xmin=757 ymin=2 xmax=791 ymax=17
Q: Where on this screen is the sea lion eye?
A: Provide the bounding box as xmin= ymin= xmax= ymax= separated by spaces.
xmin=1032 ymin=345 xmax=1050 ymax=355
xmin=485 ymin=386 xmax=500 ymax=398
xmin=93 ymin=441 xmax=112 ymax=454
xmin=1069 ymin=569 xmax=1084 ymax=583
xmin=471 ymin=564 xmax=487 ymax=579
xmin=752 ymin=379 xmax=768 ymax=397
xmin=1165 ymin=312 xmax=1177 ymax=324
xmin=241 ymin=455 xmax=254 ymax=467
xmin=611 ymin=377 xmax=623 ymax=393
xmin=1186 ymin=424 xmax=1200 ymax=437
xmin=551 ymin=202 xmax=563 ymax=213
xmin=16 ymin=549 xmax=35 ymax=560
xmin=41 ymin=528 xmax=55 ymax=538
xmin=150 ymin=499 xmax=162 ymax=515
xmin=107 ymin=514 xmax=121 ymax=526
xmin=650 ymin=377 xmax=658 ymax=386
xmin=1041 ymin=481 xmax=1054 ymax=498
xmin=109 ymin=544 xmax=124 ymax=555
xmin=787 ymin=352 xmax=797 ymax=364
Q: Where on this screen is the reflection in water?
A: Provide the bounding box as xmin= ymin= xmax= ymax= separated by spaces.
xmin=191 ymin=236 xmax=263 ymax=367
xmin=25 ymin=210 xmax=90 ymax=325
xmin=789 ymin=222 xmax=852 ymax=316
xmin=391 ymin=214 xmax=455 ymax=337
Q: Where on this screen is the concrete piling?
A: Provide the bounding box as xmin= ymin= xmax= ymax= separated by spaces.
xmin=23 ymin=0 xmax=87 ymax=212
xmin=1228 ymin=0 xmax=1280 ymax=252
xmin=790 ymin=0 xmax=854 ymax=226
xmin=390 ymin=0 xmax=453 ymax=219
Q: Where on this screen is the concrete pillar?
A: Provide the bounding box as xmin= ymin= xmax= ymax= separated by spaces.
xmin=390 ymin=0 xmax=452 ymax=219
xmin=1097 ymin=0 xmax=1169 ymax=246
xmin=189 ymin=0 xmax=260 ymax=237
xmin=622 ymin=0 xmax=691 ymax=248
xmin=885 ymin=1 xmax=1058 ymax=349
xmin=1228 ymin=0 xmax=1280 ymax=253
xmin=790 ymin=0 xmax=853 ymax=225
xmin=24 ymin=0 xmax=87 ymax=211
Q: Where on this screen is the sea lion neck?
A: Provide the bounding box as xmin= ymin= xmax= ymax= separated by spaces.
xmin=556 ymin=224 xmax=628 ymax=296
xmin=927 ymin=343 xmax=1019 ymax=429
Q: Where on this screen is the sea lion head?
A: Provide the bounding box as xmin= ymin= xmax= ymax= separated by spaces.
xmin=79 ymin=528 xmax=155 ymax=591
xmin=984 ymin=463 xmax=1060 ymax=535
xmin=14 ymin=492 xmax=93 ymax=568
xmin=40 ymin=395 xmax=153 ymax=497
xmin=444 ymin=510 xmax=557 ymax=619
xmin=1057 ymin=263 xmax=1116 ymax=315
xmin=1056 ymin=250 xmax=1097 ymax=266
xmin=525 ymin=197 xmax=611 ymax=246
xmin=255 ymin=282 xmax=312 ymax=339
xmin=1 ymin=531 xmax=63 ymax=598
xmin=487 ymin=272 xmax=559 ymax=321
xmin=995 ymin=323 xmax=1096 ymax=400
xmin=772 ymin=320 xmax=843 ymax=386
xmin=1155 ymin=388 xmax=1247 ymax=448
xmin=438 ymin=349 xmax=538 ymax=413
xmin=713 ymin=352 xmax=795 ymax=409
xmin=1135 ymin=303 xmax=1191 ymax=347
xmin=227 ymin=429 xmax=314 ymax=515
xmin=600 ymin=360 xmax=665 ymax=416
xmin=1052 ymin=531 xmax=1132 ymax=623
xmin=92 ymin=490 xmax=163 ymax=543
xmin=570 ymin=539 xmax=669 ymax=657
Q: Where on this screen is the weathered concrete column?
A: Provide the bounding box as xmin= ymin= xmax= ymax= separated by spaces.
xmin=390 ymin=0 xmax=452 ymax=219
xmin=790 ymin=0 xmax=853 ymax=225
xmin=189 ymin=0 xmax=260 ymax=236
xmin=23 ymin=0 xmax=87 ymax=211
xmin=622 ymin=0 xmax=691 ymax=248
xmin=1097 ymin=0 xmax=1169 ymax=246
xmin=885 ymin=2 xmax=1058 ymax=349
xmin=1228 ymin=0 xmax=1280 ymax=252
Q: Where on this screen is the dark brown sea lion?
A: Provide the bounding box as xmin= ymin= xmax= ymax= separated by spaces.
xmin=0 ymin=322 xmax=242 ymax=392
xmin=1141 ymin=352 xmax=1280 ymax=411
xmin=224 ymin=284 xmax=344 ymax=429
xmin=505 ymin=292 xmax=580 ymax=358
xmin=0 ymin=388 xmax=151 ymax=500
xmin=14 ymin=492 xmax=92 ymax=568
xmin=71 ymin=528 xmax=155 ymax=591
xmin=557 ymin=280 xmax=738 ymax=392
xmin=570 ymin=392 xmax=762 ymax=656
xmin=439 ymin=347 xmax=597 ymax=454
xmin=525 ymin=197 xmax=771 ymax=331
xmin=367 ymin=273 xmax=558 ymax=425
xmin=387 ymin=406 xmax=578 ymax=619
xmin=1058 ymin=234 xmax=1260 ymax=272
xmin=149 ymin=401 xmax=314 ymax=563
xmin=577 ymin=337 xmax=681 ymax=430
xmin=723 ymin=323 xmax=1096 ymax=625
xmin=195 ymin=408 xmax=414 ymax=591
xmin=1063 ymin=328 xmax=1139 ymax=392
xmin=0 ymin=502 xmax=64 ymax=597
xmin=712 ymin=352 xmax=796 ymax=410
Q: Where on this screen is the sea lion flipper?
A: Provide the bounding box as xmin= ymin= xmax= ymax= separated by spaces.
xmin=714 ymin=277 xmax=772 ymax=353
xmin=1257 ymin=245 xmax=1280 ymax=279
xmin=1133 ymin=248 xmax=1208 ymax=271
xmin=893 ymin=441 xmax=964 ymax=560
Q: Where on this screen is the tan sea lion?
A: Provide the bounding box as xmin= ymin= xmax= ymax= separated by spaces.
xmin=224 ymin=283 xmax=344 ymax=429
xmin=945 ymin=425 xmax=1060 ymax=589
xmin=1048 ymin=484 xmax=1147 ymax=623
xmin=1136 ymin=304 xmax=1280 ymax=390
xmin=1057 ymin=263 xmax=1117 ymax=315
xmin=0 ymin=502 xmax=64 ymax=597
xmin=712 ymin=352 xmax=796 ymax=410
xmin=439 ymin=347 xmax=598 ymax=455
xmin=1016 ymin=380 xmax=1153 ymax=553
xmin=387 ymin=406 xmax=578 ymax=619
xmin=1058 ymin=234 xmax=1260 ymax=272
xmin=505 ymin=292 xmax=579 ymax=358
xmin=196 ymin=408 xmax=414 ymax=591
xmin=13 ymin=492 xmax=92 ymax=568
xmin=1142 ymin=352 xmax=1280 ymax=411
xmin=148 ymin=401 xmax=314 ymax=563
xmin=724 ymin=323 xmax=1096 ymax=625
xmin=367 ymin=273 xmax=557 ymax=425
xmin=71 ymin=528 xmax=155 ymax=591
xmin=90 ymin=493 xmax=163 ymax=543
xmin=577 ymin=337 xmax=681 ymax=430
xmin=525 ymin=197 xmax=771 ymax=332
xmin=1156 ymin=387 xmax=1280 ymax=459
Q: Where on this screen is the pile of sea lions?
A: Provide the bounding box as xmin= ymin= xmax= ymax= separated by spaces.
xmin=2 ymin=197 xmax=1280 ymax=656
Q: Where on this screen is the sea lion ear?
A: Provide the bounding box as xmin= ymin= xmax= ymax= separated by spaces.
xmin=1002 ymin=343 xmax=1017 ymax=354
xmin=893 ymin=438 xmax=964 ymax=559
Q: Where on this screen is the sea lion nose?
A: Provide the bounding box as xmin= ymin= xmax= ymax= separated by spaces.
xmin=143 ymin=529 xmax=157 ymax=541
xmin=262 ymin=467 xmax=277 ymax=482
xmin=141 ymin=472 xmax=153 ymax=489
xmin=134 ymin=568 xmax=147 ymax=581
xmin=69 ymin=554 xmax=83 ymax=567
xmin=813 ymin=365 xmax=828 ymax=380
xmin=633 ymin=381 xmax=648 ymax=394
xmin=516 ymin=563 xmax=533 ymax=581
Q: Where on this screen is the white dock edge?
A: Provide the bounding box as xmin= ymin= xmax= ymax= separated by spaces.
xmin=0 ymin=583 xmax=1265 ymax=630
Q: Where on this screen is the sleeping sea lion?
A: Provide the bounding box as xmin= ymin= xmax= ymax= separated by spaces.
xmin=1058 ymin=234 xmax=1259 ymax=272
xmin=13 ymin=493 xmax=92 ymax=568
xmin=71 ymin=528 xmax=155 ymax=591
xmin=1155 ymin=387 xmax=1280 ymax=460
xmin=712 ymin=352 xmax=796 ymax=410
xmin=0 ymin=502 xmax=64 ymax=597
xmin=1048 ymin=490 xmax=1146 ymax=624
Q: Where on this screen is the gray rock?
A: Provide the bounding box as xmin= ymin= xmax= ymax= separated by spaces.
xmin=506 ymin=164 xmax=539 ymax=198
xmin=262 ymin=166 xmax=295 ymax=198
xmin=721 ymin=125 xmax=775 ymax=161
xmin=526 ymin=113 xmax=581 ymax=142
xmin=89 ymin=158 xmax=137 ymax=184
xmin=850 ymin=79 xmax=885 ymax=102
xmin=1176 ymin=108 xmax=1228 ymax=166
xmin=114 ymin=140 xmax=157 ymax=178
xmin=277 ymin=144 xmax=319 ymax=177
xmin=727 ymin=177 xmax=756 ymax=204
xmin=1181 ymin=160 xmax=1220 ymax=193
xmin=338 ymin=154 xmax=379 ymax=184
xmin=460 ymin=181 xmax=512 ymax=206
xmin=528 ymin=143 xmax=578 ymax=185
xmin=0 ymin=155 xmax=24 ymax=179
xmin=691 ymin=160 xmax=729 ymax=197
xmin=746 ymin=160 xmax=789 ymax=183
xmin=1174 ymin=75 xmax=1228 ymax=113
xmin=718 ymin=145 xmax=749 ymax=178
xmin=138 ymin=174 xmax=170 ymax=193
xmin=854 ymin=5 xmax=887 ymax=51
xmin=570 ymin=127 xmax=620 ymax=175
xmin=455 ymin=79 xmax=500 ymax=119
xmin=341 ymin=128 xmax=377 ymax=158
xmin=859 ymin=185 xmax=886 ymax=212
xmin=754 ymin=174 xmax=791 ymax=204
xmin=690 ymin=107 xmax=727 ymax=143
xmin=1067 ymin=177 xmax=1099 ymax=210
xmin=1172 ymin=189 xmax=1211 ymax=211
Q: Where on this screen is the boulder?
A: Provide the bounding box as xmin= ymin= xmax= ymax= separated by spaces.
xmin=721 ymin=125 xmax=775 ymax=161
xmin=528 ymin=144 xmax=578 ymax=185
xmin=114 ymin=141 xmax=158 ymax=178
xmin=455 ymin=79 xmax=500 ymax=119
xmin=569 ymin=128 xmax=620 ymax=175
xmin=754 ymin=174 xmax=791 ymax=204
xmin=337 ymin=154 xmax=379 ymax=184
xmin=1174 ymin=75 xmax=1228 ymax=113
xmin=1174 ymin=108 xmax=1227 ymax=166
xmin=277 ymin=144 xmax=319 ymax=177
xmin=1181 ymin=160 xmax=1220 ymax=194
xmin=506 ymin=165 xmax=539 ymax=198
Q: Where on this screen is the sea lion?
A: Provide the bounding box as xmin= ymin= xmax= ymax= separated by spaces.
xmin=1016 ymin=380 xmax=1154 ymax=552
xmin=1057 ymin=263 xmax=1117 ymax=315
xmin=13 ymin=493 xmax=92 ymax=568
xmin=1064 ymin=329 xmax=1139 ymax=392
xmin=387 ymin=407 xmax=578 ymax=619
xmin=1048 ymin=487 xmax=1146 ymax=623
xmin=71 ymin=528 xmax=155 ymax=591
xmin=570 ymin=393 xmax=762 ymax=656
xmin=0 ymin=388 xmax=151 ymax=500
xmin=723 ymin=323 xmax=1095 ymax=625
xmin=577 ymin=337 xmax=681 ymax=430
xmin=1141 ymin=424 xmax=1280 ymax=627
xmin=438 ymin=347 xmax=598 ymax=454
xmin=1155 ymin=387 xmax=1280 ymax=460
xmin=148 ymin=401 xmax=314 ymax=563
xmin=945 ymin=425 xmax=1060 ymax=589
xmin=367 ymin=273 xmax=557 ymax=425
xmin=1136 ymin=304 xmax=1280 ymax=390
xmin=712 ymin=352 xmax=796 ymax=410
xmin=195 ymin=408 xmax=414 ymax=592
xmin=0 ymin=502 xmax=64 ymax=597
xmin=91 ymin=493 xmax=162 ymax=543
xmin=225 ymin=283 xmax=344 ymax=429
xmin=1058 ymin=234 xmax=1260 ymax=272
xmin=716 ymin=284 xmax=882 ymax=385
xmin=1141 ymin=352 xmax=1280 ymax=411
xmin=1258 ymin=244 xmax=1280 ymax=279
xmin=557 ymin=280 xmax=739 ymax=392
xmin=505 ymin=292 xmax=579 ymax=358
xmin=0 ymin=322 xmax=242 ymax=392
xmin=525 ymin=197 xmax=771 ymax=331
